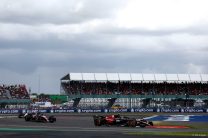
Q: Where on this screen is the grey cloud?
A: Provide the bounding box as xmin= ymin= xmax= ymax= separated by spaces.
xmin=0 ymin=0 xmax=126 ymax=24
xmin=97 ymin=24 xmax=208 ymax=36
xmin=1 ymin=36 xmax=207 ymax=75
xmin=1 ymin=35 xmax=207 ymax=93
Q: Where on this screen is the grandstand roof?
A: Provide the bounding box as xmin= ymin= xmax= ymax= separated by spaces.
xmin=61 ymin=73 xmax=208 ymax=82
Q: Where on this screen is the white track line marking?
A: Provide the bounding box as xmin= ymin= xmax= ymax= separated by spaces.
xmin=0 ymin=116 xmax=17 ymax=118
xmin=165 ymin=115 xmax=190 ymax=121
xmin=144 ymin=115 xmax=158 ymax=120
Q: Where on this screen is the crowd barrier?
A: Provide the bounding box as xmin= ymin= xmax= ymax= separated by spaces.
xmin=0 ymin=108 xmax=208 ymax=114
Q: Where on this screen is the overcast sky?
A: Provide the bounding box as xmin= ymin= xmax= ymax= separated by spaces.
xmin=0 ymin=0 xmax=208 ymax=94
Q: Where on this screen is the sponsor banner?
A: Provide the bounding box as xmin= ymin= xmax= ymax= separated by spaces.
xmin=134 ymin=108 xmax=154 ymax=112
xmin=26 ymin=109 xmax=48 ymax=113
xmin=160 ymin=109 xmax=180 ymax=113
xmin=81 ymin=109 xmax=102 ymax=113
xmin=27 ymin=109 xmax=38 ymax=113
xmin=22 ymin=109 xmax=26 ymax=113
xmin=108 ymin=109 xmax=128 ymax=112
xmin=182 ymin=108 xmax=204 ymax=113
xmin=53 ymin=109 xmax=75 ymax=113
xmin=1 ymin=108 xmax=207 ymax=114
xmin=0 ymin=109 xmax=19 ymax=114
xmin=37 ymin=109 xmax=48 ymax=113
xmin=130 ymin=108 xmax=134 ymax=112
xmin=180 ymin=109 xmax=184 ymax=113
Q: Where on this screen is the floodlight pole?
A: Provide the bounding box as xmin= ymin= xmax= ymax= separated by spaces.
xmin=38 ymin=74 xmax=40 ymax=94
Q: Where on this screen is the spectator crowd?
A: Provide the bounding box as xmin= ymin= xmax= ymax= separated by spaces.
xmin=0 ymin=84 xmax=29 ymax=99
xmin=62 ymin=81 xmax=208 ymax=96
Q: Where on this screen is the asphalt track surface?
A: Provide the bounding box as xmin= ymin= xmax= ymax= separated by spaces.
xmin=0 ymin=114 xmax=208 ymax=138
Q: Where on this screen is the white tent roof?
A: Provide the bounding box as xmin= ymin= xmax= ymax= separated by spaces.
xmin=70 ymin=73 xmax=82 ymax=80
xmin=82 ymin=73 xmax=95 ymax=80
xmin=190 ymin=74 xmax=202 ymax=81
xmin=166 ymin=74 xmax=178 ymax=81
xmin=94 ymin=73 xmax=107 ymax=81
xmin=178 ymin=74 xmax=190 ymax=81
xmin=155 ymin=74 xmax=167 ymax=81
xmin=67 ymin=73 xmax=208 ymax=82
xmin=131 ymin=73 xmax=143 ymax=81
xmin=106 ymin=73 xmax=119 ymax=81
xmin=118 ymin=73 xmax=131 ymax=81
xmin=201 ymin=74 xmax=208 ymax=81
xmin=143 ymin=74 xmax=155 ymax=81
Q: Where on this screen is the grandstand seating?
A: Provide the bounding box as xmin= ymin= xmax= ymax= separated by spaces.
xmin=0 ymin=84 xmax=29 ymax=99
xmin=60 ymin=73 xmax=208 ymax=109
xmin=62 ymin=81 xmax=208 ymax=96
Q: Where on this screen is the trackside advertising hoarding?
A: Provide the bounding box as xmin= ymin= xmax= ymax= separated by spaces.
xmin=80 ymin=109 xmax=102 ymax=113
xmin=0 ymin=108 xmax=208 ymax=114
xmin=180 ymin=108 xmax=205 ymax=113
xmin=53 ymin=109 xmax=75 ymax=113
xmin=133 ymin=108 xmax=155 ymax=112
xmin=160 ymin=109 xmax=180 ymax=113
xmin=108 ymin=109 xmax=128 ymax=113
xmin=0 ymin=109 xmax=19 ymax=114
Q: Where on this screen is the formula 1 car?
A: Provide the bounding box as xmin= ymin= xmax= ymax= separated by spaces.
xmin=24 ymin=112 xmax=56 ymax=123
xmin=18 ymin=112 xmax=27 ymax=118
xmin=93 ymin=114 xmax=153 ymax=127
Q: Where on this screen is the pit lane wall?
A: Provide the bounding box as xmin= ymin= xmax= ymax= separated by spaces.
xmin=0 ymin=108 xmax=208 ymax=114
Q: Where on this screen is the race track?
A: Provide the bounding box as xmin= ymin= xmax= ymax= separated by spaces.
xmin=0 ymin=114 xmax=208 ymax=138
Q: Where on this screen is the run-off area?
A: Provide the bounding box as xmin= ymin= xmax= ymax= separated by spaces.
xmin=145 ymin=115 xmax=208 ymax=122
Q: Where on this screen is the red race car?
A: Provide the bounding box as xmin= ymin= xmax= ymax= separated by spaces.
xmin=93 ymin=114 xmax=153 ymax=127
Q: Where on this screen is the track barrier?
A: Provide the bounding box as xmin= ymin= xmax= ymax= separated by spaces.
xmin=0 ymin=108 xmax=208 ymax=114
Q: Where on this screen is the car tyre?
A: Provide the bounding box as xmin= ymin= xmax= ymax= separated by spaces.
xmin=94 ymin=118 xmax=102 ymax=126
xmin=128 ymin=119 xmax=136 ymax=127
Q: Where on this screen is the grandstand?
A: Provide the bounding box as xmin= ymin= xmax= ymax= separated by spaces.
xmin=0 ymin=84 xmax=30 ymax=109
xmin=61 ymin=73 xmax=208 ymax=109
